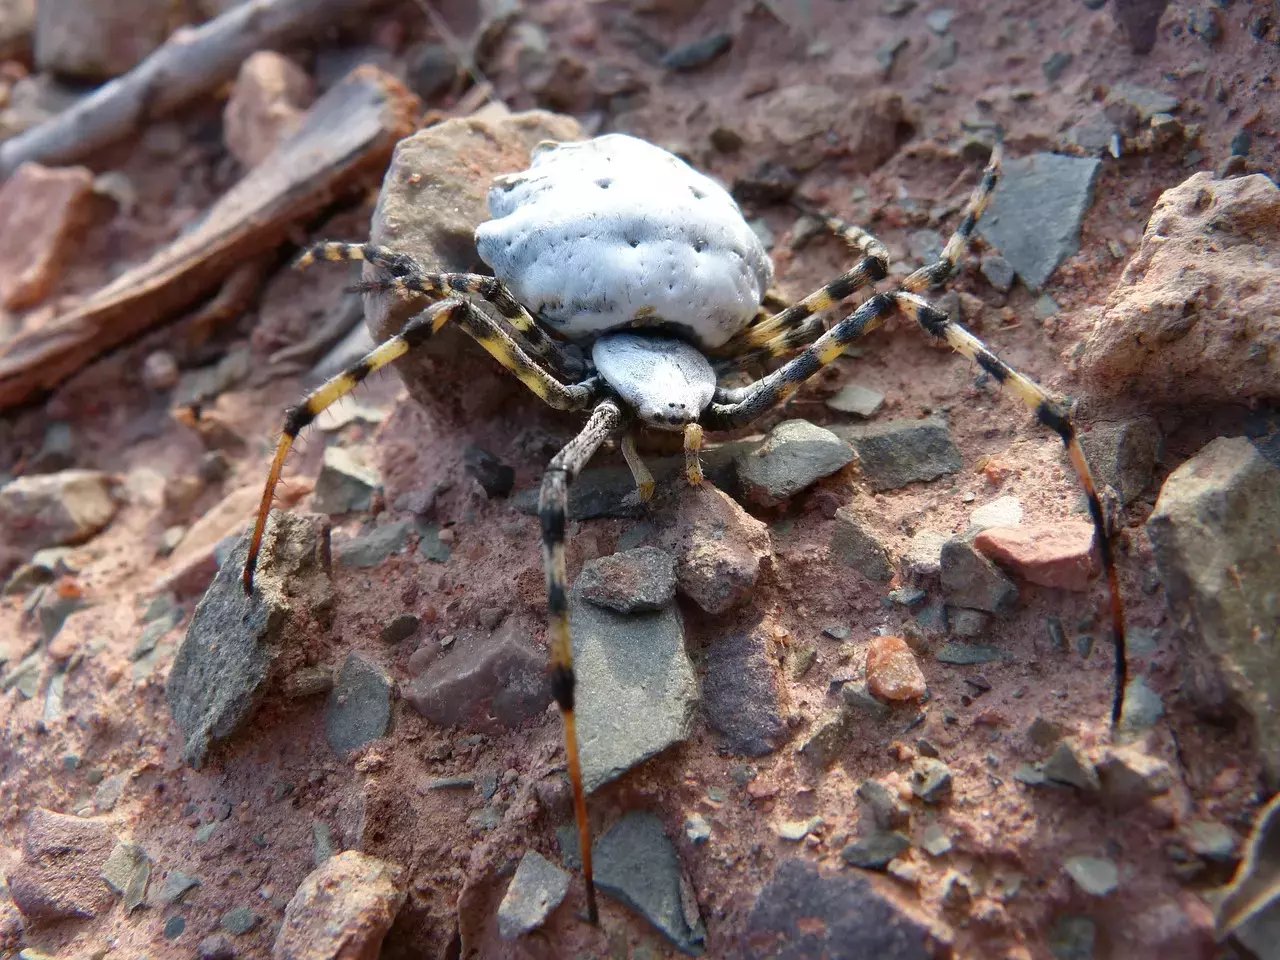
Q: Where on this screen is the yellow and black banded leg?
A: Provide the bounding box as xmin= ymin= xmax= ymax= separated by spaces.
xmin=902 ymin=139 xmax=1003 ymax=293
xmin=297 ymin=241 xmax=578 ymax=375
xmin=684 ymin=423 xmax=705 ymax=486
xmin=243 ymin=300 xmax=597 ymax=592
xmin=539 ymin=399 xmax=625 ymax=925
xmin=721 ymin=233 xmax=889 ymax=355
xmin=706 ymin=289 xmax=1127 ymax=723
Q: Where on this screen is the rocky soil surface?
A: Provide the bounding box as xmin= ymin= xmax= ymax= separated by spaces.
xmin=1 ymin=1 xmax=1278 ymax=958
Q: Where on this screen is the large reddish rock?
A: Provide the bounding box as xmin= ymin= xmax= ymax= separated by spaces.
xmin=974 ymin=521 xmax=1099 ymax=591
xmin=8 ymin=808 xmax=117 ymax=922
xmin=0 ymin=162 xmax=94 ymax=309
xmin=660 ymin=484 xmax=772 ymax=615
xmin=273 ymin=851 xmax=406 ymax=960
xmin=405 ymin=618 xmax=551 ymax=732
xmin=865 ymin=635 xmax=926 ymax=703
xmin=1077 ymin=173 xmax=1280 ymax=405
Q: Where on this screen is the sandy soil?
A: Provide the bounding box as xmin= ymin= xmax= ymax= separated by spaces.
xmin=1 ymin=0 xmax=1277 ymax=957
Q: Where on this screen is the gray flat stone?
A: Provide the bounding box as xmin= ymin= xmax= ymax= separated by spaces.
xmin=909 ymin=757 xmax=953 ymax=804
xmin=840 ymin=831 xmax=910 ymax=870
xmin=498 ymin=851 xmax=570 ymax=940
xmin=166 ymin=513 xmax=332 ymax=767
xmin=978 ymin=152 xmax=1101 ymax=291
xmin=832 ymin=418 xmax=961 ymax=492
xmin=0 ymin=468 xmax=118 ymax=555
xmin=578 ymin=546 xmax=676 ymax=614
xmin=333 ymin=520 xmax=411 ymax=568
xmin=325 ymin=653 xmax=392 ymax=758
xmin=940 ymin=535 xmax=1018 ymax=613
xmin=737 ymin=419 xmax=853 ymax=506
xmin=594 ymin=812 xmax=706 ymax=955
xmin=1095 ymin=746 xmax=1173 ymax=810
xmin=746 ymin=859 xmax=945 ymax=959
xmin=830 ymin=506 xmax=893 ymax=582
xmin=702 ymin=629 xmax=786 ymax=757
xmin=571 ymin=583 xmax=696 ymax=792
xmin=1146 ymin=437 xmax=1280 ymax=779
xmin=935 ymin=642 xmax=1005 ymax=665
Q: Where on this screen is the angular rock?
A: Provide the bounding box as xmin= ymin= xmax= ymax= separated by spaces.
xmin=497 ymin=851 xmax=570 ymax=940
xmin=1216 ymin=793 xmax=1280 ymax=951
xmin=857 ymin=779 xmax=911 ymax=830
xmin=0 ymin=162 xmax=93 ymax=311
xmin=905 ymin=529 xmax=949 ymax=578
xmin=1064 ymin=856 xmax=1119 ymax=896
xmin=661 ymin=484 xmax=771 ymax=615
xmin=936 ymin=642 xmax=1005 ymax=665
xmin=224 ymin=51 xmax=314 ymax=168
xmin=1044 ymin=741 xmax=1101 ymax=794
xmin=571 ymin=585 xmax=696 ymax=792
xmin=9 ymin=808 xmax=117 ymax=921
xmin=980 ymin=254 xmax=1015 ymax=292
xmin=736 ymin=419 xmax=853 ymax=506
xmin=745 ymin=859 xmax=946 ymax=959
xmin=577 ymin=546 xmax=676 ymax=614
xmin=0 ymin=469 xmax=117 ymax=556
xmin=832 ymin=418 xmax=962 ymax=492
xmin=312 ymin=446 xmax=380 ymax=515
xmin=975 ymin=521 xmax=1099 ymax=591
xmin=977 ymin=152 xmax=1100 ymax=291
xmin=827 ymin=383 xmax=885 ymax=418
xmin=1079 ymin=174 xmax=1280 ymax=405
xmin=364 ymin=110 xmax=585 ymax=426
xmin=969 ymin=495 xmax=1022 ymax=531
xmin=101 ymin=840 xmax=149 ymax=912
xmin=840 ymin=831 xmax=910 ymax=870
xmin=1111 ymin=0 xmax=1170 ymax=53
xmin=702 ymin=629 xmax=786 ymax=757
xmin=462 ymin=446 xmax=515 ymax=498
xmin=166 ymin=513 xmax=332 ymax=767
xmin=325 ymin=653 xmax=392 ymax=759
xmin=1146 ymin=437 xmax=1280 ymax=781
xmin=594 ymin=812 xmax=706 ymax=956
xmin=1119 ymin=675 xmax=1165 ymax=734
xmin=406 ymin=618 xmax=551 ymax=732
xmin=831 ymin=507 xmax=893 ymax=582
xmin=910 ymin=757 xmax=953 ymax=804
xmin=940 ymin=536 xmax=1018 ymax=613
xmin=334 ymin=520 xmax=411 ymax=568
xmin=273 ymin=851 xmax=406 ymax=960
xmin=1079 ymin=417 xmax=1161 ymax=505
xmin=866 ymin=635 xmax=927 ymax=702
xmin=35 ymin=0 xmax=173 ymax=80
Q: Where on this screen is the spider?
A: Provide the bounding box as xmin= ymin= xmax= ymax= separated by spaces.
xmin=241 ymin=133 xmax=1127 ymax=925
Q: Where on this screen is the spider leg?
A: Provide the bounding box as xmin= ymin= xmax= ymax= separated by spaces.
xmin=704 ymin=289 xmax=1127 ymax=724
xmin=684 ymin=423 xmax=705 ymax=486
xmin=243 ymin=300 xmax=596 ymax=593
xmin=539 ymin=399 xmax=626 ymax=925
xmin=297 ymin=240 xmax=580 ymax=376
xmin=620 ymin=432 xmax=656 ymax=502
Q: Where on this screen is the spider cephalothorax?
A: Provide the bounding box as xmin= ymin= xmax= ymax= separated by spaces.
xmin=241 ymin=132 xmax=1127 ymax=924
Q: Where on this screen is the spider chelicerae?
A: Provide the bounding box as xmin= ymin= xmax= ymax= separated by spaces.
xmin=241 ymin=133 xmax=1127 ymax=923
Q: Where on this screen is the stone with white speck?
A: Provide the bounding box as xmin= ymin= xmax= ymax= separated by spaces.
xmin=737 ymin=419 xmax=853 ymax=506
xmin=498 ymin=851 xmax=570 ymax=940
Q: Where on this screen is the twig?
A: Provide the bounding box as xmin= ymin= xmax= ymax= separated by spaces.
xmin=0 ymin=66 xmax=420 ymax=411
xmin=0 ymin=0 xmax=385 ymax=179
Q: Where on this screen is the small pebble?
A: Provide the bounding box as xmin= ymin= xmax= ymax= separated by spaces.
xmin=1064 ymin=855 xmax=1119 ymax=896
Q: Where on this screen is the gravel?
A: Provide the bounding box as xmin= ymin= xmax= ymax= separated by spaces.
xmin=577 ymin=546 xmax=677 ymax=614
xmin=940 ymin=535 xmax=1018 ymax=613
xmin=736 ymin=419 xmax=853 ymax=506
xmin=830 ymin=507 xmax=894 ymax=582
xmin=311 ymin=446 xmax=380 ymax=514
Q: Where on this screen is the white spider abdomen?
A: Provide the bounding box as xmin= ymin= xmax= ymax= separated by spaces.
xmin=475 ymin=134 xmax=773 ymax=349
